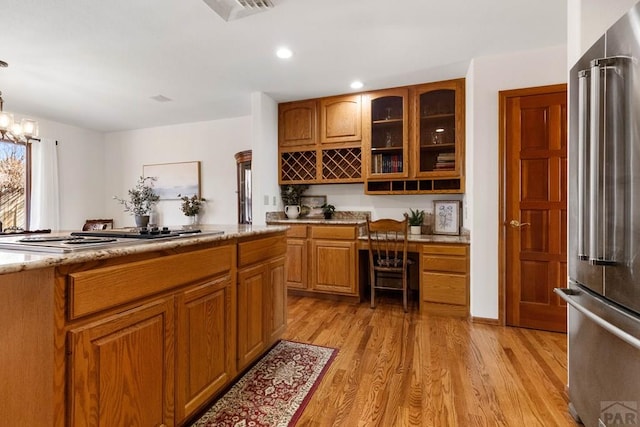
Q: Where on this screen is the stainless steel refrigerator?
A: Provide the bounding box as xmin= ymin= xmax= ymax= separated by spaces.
xmin=558 ymin=2 xmax=640 ymax=426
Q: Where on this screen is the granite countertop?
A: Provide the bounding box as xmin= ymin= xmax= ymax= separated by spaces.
xmin=358 ymin=233 xmax=470 ymax=244
xmin=267 ymin=218 xmax=367 ymax=225
xmin=0 ymin=224 xmax=288 ymax=275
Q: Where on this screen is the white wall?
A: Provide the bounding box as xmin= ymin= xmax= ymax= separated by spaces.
xmin=251 ymin=92 xmax=280 ymax=226
xmin=303 ymin=184 xmax=464 ymax=224
xmin=103 ymin=117 xmax=251 ymax=228
xmin=15 ymin=115 xmax=106 ymax=231
xmin=467 ymin=45 xmax=567 ymax=320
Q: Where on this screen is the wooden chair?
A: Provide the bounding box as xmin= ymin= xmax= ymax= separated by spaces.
xmin=82 ymin=219 xmax=114 ymax=231
xmin=366 ymin=213 xmax=410 ymax=312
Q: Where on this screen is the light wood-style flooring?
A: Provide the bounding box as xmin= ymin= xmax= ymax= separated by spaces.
xmin=282 ymin=294 xmax=578 ymax=427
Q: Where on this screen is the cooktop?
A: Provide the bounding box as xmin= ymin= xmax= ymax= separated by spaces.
xmin=71 ymin=227 xmax=203 ymax=239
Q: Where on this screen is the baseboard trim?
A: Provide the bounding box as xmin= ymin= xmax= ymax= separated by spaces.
xmin=471 ymin=316 xmax=501 ymax=326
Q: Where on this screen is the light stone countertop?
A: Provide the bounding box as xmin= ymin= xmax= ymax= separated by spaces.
xmin=0 ymin=224 xmax=288 ymax=275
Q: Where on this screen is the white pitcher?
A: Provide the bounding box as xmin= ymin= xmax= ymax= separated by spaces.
xmin=284 ymin=205 xmax=300 ymax=219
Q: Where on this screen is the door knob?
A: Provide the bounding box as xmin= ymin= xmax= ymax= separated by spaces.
xmin=509 ymin=220 xmax=531 ymax=228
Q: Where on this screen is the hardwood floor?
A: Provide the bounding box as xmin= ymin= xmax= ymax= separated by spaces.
xmin=282 ymin=294 xmax=578 ymax=427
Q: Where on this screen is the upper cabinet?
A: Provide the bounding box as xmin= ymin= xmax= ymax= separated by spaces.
xmin=414 ymin=79 xmax=465 ymax=178
xmin=278 ymin=78 xmax=465 ymax=193
xmin=279 ymin=97 xmax=362 ymax=185
xmin=320 ymin=94 xmax=362 ymax=144
xmin=278 ymin=100 xmax=318 ymax=148
xmin=362 ymin=88 xmax=409 ymax=180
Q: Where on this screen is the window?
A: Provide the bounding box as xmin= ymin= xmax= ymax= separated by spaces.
xmin=0 ymin=140 xmax=31 ymax=230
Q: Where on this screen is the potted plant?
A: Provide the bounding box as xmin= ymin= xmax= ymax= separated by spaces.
xmin=321 ymin=203 xmax=336 ymax=220
xmin=407 ymin=208 xmax=425 ymax=234
xmin=178 ymin=194 xmax=206 ymax=226
xmin=280 ymin=184 xmax=308 ymax=219
xmin=114 ymin=176 xmax=160 ymax=227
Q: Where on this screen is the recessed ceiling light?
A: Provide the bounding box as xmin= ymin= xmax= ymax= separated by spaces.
xmin=350 ymin=80 xmax=363 ymax=90
xmin=276 ymin=47 xmax=292 ymax=59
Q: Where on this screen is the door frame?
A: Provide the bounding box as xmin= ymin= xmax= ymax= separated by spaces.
xmin=498 ymin=83 xmax=568 ymax=326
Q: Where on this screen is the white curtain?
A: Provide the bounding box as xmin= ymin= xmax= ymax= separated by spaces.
xmin=30 ymin=138 xmax=60 ymax=231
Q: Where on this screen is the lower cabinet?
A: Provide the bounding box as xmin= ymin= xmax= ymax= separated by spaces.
xmin=60 ymin=232 xmax=287 ymax=427
xmin=420 ymin=243 xmax=469 ymax=317
xmin=175 ymin=274 xmax=235 ymax=422
xmin=285 ymin=225 xmax=308 ymax=290
xmin=237 ymin=235 xmax=287 ymax=371
xmin=309 ymin=225 xmax=359 ymax=296
xmin=284 ymin=224 xmax=361 ymax=298
xmin=68 ymin=298 xmax=175 ymax=427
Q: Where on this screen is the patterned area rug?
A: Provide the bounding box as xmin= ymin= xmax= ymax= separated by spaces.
xmin=191 ymin=340 xmax=338 ymax=427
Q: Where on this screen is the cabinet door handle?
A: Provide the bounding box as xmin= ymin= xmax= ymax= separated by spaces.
xmin=509 ymin=220 xmax=531 ymax=228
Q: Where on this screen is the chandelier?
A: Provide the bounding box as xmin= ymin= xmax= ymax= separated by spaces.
xmin=0 ymin=61 xmax=39 ymax=143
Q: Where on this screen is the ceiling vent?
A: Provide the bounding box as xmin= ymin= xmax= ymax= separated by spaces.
xmin=202 ymin=0 xmax=274 ymax=21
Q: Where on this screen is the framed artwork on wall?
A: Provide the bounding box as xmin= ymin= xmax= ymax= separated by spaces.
xmin=433 ymin=200 xmax=461 ymax=235
xmin=300 ymin=195 xmax=327 ymax=218
xmin=142 ymin=161 xmax=201 ymax=200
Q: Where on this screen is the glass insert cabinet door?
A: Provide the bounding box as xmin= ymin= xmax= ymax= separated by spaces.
xmin=366 ymin=88 xmax=409 ymax=178
xmin=415 ymin=80 xmax=463 ymax=177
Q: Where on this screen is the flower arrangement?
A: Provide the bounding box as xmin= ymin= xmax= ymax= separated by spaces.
xmin=113 ymin=176 xmax=160 ymax=216
xmin=280 ymin=184 xmax=309 ymax=206
xmin=179 ymin=194 xmax=206 ymax=216
xmin=321 ymin=203 xmax=336 ymax=219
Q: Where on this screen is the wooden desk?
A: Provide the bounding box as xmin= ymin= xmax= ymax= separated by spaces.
xmin=358 ymin=236 xmax=470 ymax=317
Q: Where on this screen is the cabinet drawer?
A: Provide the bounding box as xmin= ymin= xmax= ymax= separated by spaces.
xmin=286 ymin=225 xmax=308 ymax=238
xmin=69 ymin=246 xmax=232 ymax=320
xmin=422 ymin=244 xmax=467 ymax=256
xmin=422 ymin=255 xmax=467 ymax=273
xmin=422 ymin=272 xmax=467 ymax=305
xmin=310 ymin=226 xmax=356 ymax=240
xmin=238 ymin=235 xmax=287 ymax=267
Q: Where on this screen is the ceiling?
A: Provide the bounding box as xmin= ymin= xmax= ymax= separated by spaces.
xmin=1 ymin=0 xmax=567 ymax=133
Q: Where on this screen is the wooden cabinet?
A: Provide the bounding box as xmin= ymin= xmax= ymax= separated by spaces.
xmin=320 ymin=94 xmax=362 ymax=144
xmin=285 ymin=225 xmax=308 ymax=289
xmin=175 ymin=274 xmax=235 ymax=421
xmin=420 ymin=243 xmax=469 ymax=317
xmin=363 ymin=87 xmax=410 ymax=180
xmin=364 ymin=79 xmax=465 ymax=194
xmin=237 ymin=263 xmax=268 ymax=369
xmin=279 ymin=100 xmax=317 ymax=148
xmin=68 ymin=298 xmax=175 ymax=427
xmin=413 ymin=79 xmax=465 ymax=179
xmin=279 ymin=97 xmax=363 ymax=185
xmin=309 ymin=225 xmax=359 ymax=296
xmin=236 ymin=235 xmax=287 ymax=371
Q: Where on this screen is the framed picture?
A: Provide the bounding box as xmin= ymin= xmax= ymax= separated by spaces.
xmin=142 ymin=161 xmax=201 ymax=200
xmin=300 ymin=195 xmax=327 ymax=218
xmin=433 ymin=200 xmax=461 ymax=235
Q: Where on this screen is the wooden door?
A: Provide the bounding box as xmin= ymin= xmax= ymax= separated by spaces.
xmin=310 ymin=239 xmax=357 ymax=295
xmin=319 ymin=94 xmax=362 ymax=144
xmin=502 ymin=84 xmax=567 ymax=333
xmin=68 ymin=298 xmax=175 ymax=427
xmin=175 ymin=275 xmax=234 ymax=421
xmin=237 ymin=264 xmax=266 ymax=370
xmin=266 ymin=257 xmax=287 ymax=344
xmin=278 ymin=100 xmax=317 ymax=147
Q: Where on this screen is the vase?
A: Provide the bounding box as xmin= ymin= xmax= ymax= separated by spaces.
xmin=284 ymin=205 xmax=300 ymax=219
xmin=134 ymin=215 xmax=150 ymax=228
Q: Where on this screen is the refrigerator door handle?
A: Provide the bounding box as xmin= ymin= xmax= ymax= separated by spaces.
xmin=577 ymin=69 xmax=590 ymax=261
xmin=555 ymin=288 xmax=640 ymax=350
xmin=588 ymin=59 xmax=603 ymax=264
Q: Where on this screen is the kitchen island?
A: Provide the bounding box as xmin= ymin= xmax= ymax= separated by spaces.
xmin=0 ymin=224 xmax=287 ymax=427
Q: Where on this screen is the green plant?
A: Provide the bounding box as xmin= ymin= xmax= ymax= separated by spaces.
xmin=407 ymin=208 xmax=425 ymax=226
xmin=321 ymin=203 xmax=336 ymax=214
xmin=280 ymin=184 xmax=309 ymax=206
xmin=178 ymin=194 xmax=206 ymax=216
xmin=113 ymin=176 xmax=160 ymax=216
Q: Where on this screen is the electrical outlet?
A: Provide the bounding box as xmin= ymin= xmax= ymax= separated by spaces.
xmin=273 ymin=196 xmax=276 ymax=205
xmin=264 ymin=195 xmax=269 ymax=205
